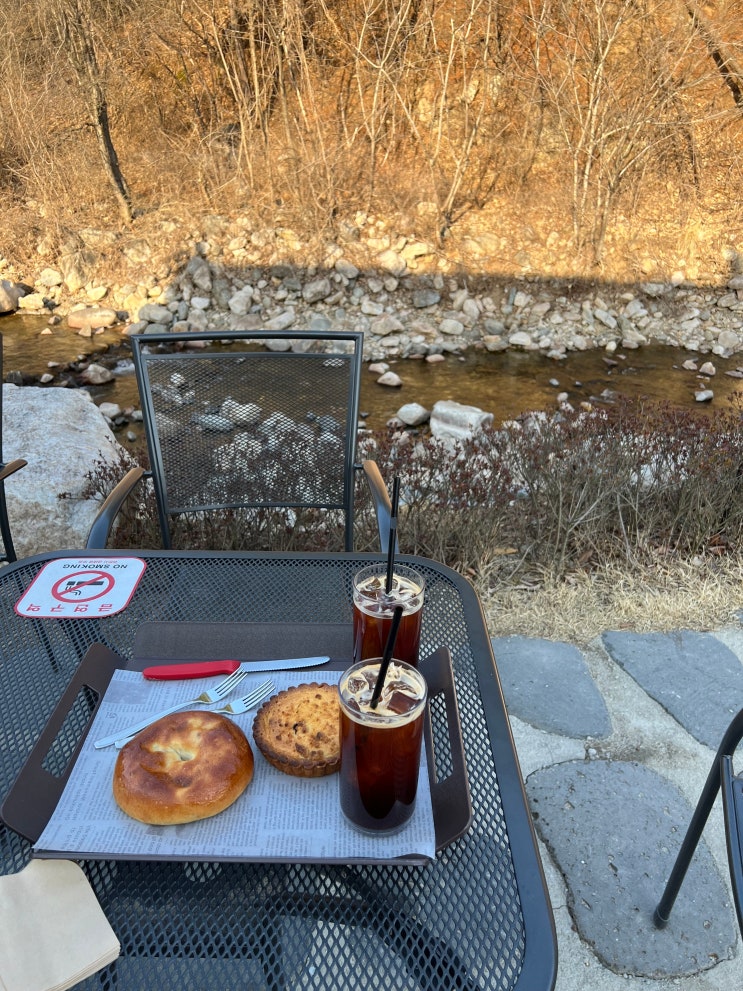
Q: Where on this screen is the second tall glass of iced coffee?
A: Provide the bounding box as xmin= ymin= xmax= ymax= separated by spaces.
xmin=338 ymin=658 xmax=428 ymax=834
xmin=352 ymin=563 xmax=425 ymax=668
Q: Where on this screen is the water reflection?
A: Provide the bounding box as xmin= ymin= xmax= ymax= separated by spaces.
xmin=368 ymin=347 xmax=743 ymax=426
xmin=1 ymin=314 xmax=126 ymax=372
xmin=2 ymin=313 xmax=742 ymax=436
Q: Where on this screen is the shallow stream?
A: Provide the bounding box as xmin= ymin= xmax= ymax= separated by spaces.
xmin=2 ymin=314 xmax=743 ymax=438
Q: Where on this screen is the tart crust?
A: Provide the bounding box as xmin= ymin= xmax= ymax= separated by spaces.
xmin=252 ymin=682 xmax=340 ymax=778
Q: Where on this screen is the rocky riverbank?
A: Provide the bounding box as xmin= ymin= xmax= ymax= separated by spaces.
xmin=3 ymin=217 xmax=743 ymax=558
xmin=2 ymin=217 xmax=743 ymax=369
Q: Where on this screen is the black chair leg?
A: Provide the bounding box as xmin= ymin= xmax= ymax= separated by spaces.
xmin=654 ymin=707 xmax=743 ymax=928
xmin=720 ymin=753 xmax=743 ymax=934
xmin=0 ymin=486 xmax=17 ymax=563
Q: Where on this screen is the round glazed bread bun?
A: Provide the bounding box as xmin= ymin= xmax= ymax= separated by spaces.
xmin=113 ymin=710 xmax=254 ymax=825
xmin=252 ymin=682 xmax=340 ymax=778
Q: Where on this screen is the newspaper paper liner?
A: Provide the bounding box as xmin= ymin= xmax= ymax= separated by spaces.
xmin=1 ymin=627 xmax=471 ymax=862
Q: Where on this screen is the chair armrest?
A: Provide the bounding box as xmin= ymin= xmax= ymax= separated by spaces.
xmin=360 ymin=459 xmax=398 ymax=555
xmin=85 ymin=466 xmax=146 ymax=549
xmin=0 ymin=459 xmax=28 ymax=482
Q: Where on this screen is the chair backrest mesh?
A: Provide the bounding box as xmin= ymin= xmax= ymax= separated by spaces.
xmin=133 ymin=332 xmax=362 ymax=520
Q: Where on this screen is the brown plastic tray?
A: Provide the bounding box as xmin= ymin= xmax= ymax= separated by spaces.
xmin=1 ymin=624 xmax=472 ymax=857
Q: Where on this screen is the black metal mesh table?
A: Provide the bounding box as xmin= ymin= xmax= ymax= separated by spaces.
xmin=0 ymin=550 xmax=556 ymax=991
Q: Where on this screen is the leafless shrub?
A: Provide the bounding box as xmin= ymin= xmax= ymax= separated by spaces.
xmin=1 ymin=0 xmax=741 ymax=253
xmin=82 ymin=444 xmax=159 ymax=548
xmin=85 ymin=399 xmax=743 ymax=580
xmin=355 ymin=429 xmax=516 ymax=570
xmin=497 ymin=399 xmax=743 ymax=573
xmin=0 ymin=0 xmax=540 ymax=234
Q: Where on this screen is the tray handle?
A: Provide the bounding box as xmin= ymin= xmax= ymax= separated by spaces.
xmin=421 ymin=646 xmax=473 ymax=852
xmin=1 ymin=644 xmax=123 ymax=843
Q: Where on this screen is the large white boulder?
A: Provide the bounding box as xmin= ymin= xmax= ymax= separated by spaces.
xmin=0 ymin=280 xmax=24 ymax=313
xmin=2 ymin=385 xmax=129 ymax=558
xmin=429 ymin=400 xmax=493 ymax=444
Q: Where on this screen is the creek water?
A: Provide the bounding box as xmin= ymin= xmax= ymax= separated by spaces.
xmin=2 ymin=314 xmax=743 ymax=440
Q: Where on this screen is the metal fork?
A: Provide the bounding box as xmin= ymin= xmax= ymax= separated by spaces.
xmin=113 ymin=678 xmax=276 ymax=748
xmin=93 ymin=668 xmax=250 ymax=749
xmin=211 ymin=678 xmax=275 ymax=715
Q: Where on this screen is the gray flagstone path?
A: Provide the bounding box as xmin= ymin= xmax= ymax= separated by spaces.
xmin=491 ymin=622 xmax=743 ymax=990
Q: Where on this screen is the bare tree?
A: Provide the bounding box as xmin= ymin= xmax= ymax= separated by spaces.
xmin=312 ymin=0 xmax=529 ymax=235
xmin=685 ymin=0 xmax=743 ymax=112
xmin=44 ymin=0 xmax=134 ymax=222
xmin=525 ymin=0 xmax=702 ymax=265
xmin=3 ymin=0 xmax=740 ymax=254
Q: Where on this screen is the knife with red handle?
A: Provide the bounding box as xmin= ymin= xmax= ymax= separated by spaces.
xmin=142 ymin=656 xmax=330 ymax=680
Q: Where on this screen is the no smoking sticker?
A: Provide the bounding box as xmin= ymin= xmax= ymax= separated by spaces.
xmin=15 ymin=558 xmax=146 ymax=618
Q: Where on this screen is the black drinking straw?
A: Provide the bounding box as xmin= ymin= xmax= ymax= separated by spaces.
xmin=369 ymin=605 xmax=404 ymax=709
xmin=385 ymin=476 xmax=401 ymax=593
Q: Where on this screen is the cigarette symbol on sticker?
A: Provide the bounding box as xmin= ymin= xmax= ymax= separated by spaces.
xmin=63 ymin=579 xmax=107 ymax=595
xmin=51 ymin=570 xmax=115 ymax=603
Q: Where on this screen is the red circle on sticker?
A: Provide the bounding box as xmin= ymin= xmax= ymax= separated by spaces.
xmin=51 ymin=570 xmax=115 ymax=603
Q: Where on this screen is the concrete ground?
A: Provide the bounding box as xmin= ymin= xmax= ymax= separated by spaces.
xmin=492 ymin=621 xmax=743 ymax=990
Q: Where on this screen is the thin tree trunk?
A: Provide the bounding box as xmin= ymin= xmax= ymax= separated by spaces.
xmin=89 ymin=80 xmax=134 ymax=223
xmin=62 ymin=0 xmax=134 ymax=221
xmin=685 ymin=2 xmax=743 ymax=112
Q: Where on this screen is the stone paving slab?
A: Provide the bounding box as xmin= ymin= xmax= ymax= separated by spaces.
xmin=527 ymin=759 xmax=737 ymax=978
xmin=601 ymin=630 xmax=743 ymax=749
xmin=492 ymin=626 xmax=743 ymax=988
xmin=491 ymin=635 xmax=611 ymax=738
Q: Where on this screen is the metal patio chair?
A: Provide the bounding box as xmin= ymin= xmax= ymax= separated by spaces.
xmin=654 ymin=708 xmax=743 ymax=935
xmin=0 ymin=333 xmax=28 ymax=564
xmin=86 ymin=330 xmax=394 ymax=552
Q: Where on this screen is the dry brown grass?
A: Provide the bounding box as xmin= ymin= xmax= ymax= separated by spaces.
xmin=479 ymin=555 xmax=743 ymax=645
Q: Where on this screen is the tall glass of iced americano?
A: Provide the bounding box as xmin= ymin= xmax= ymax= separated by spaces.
xmin=352 ymin=564 xmax=425 ymax=667
xmin=338 ymin=658 xmax=427 ymax=834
